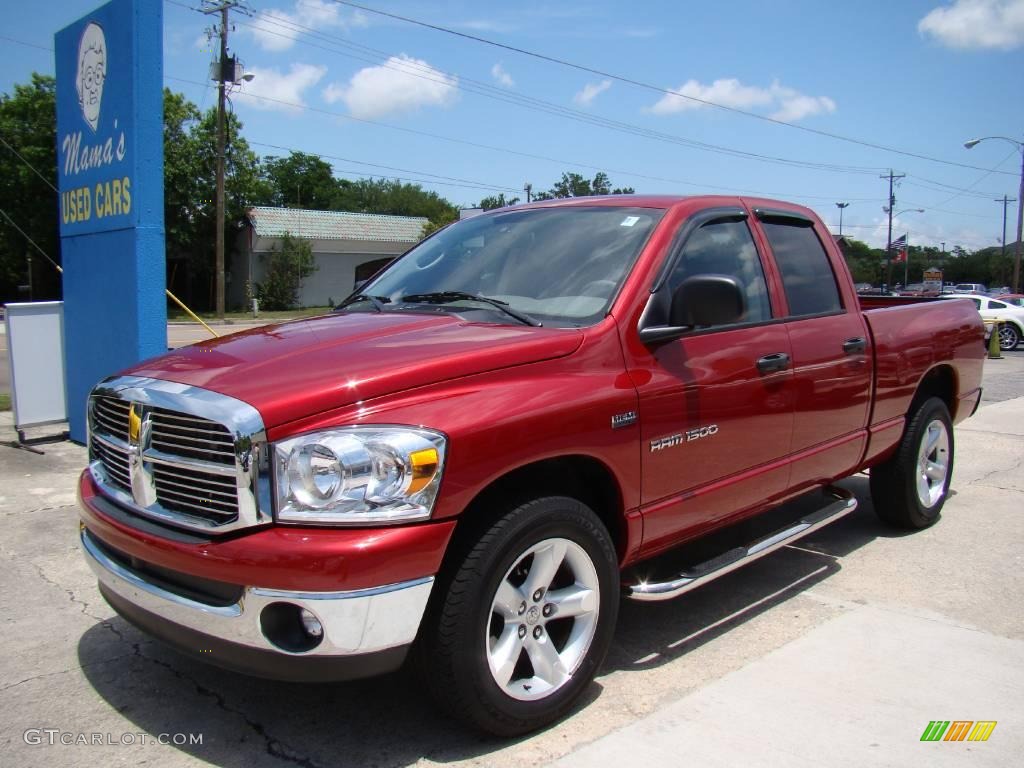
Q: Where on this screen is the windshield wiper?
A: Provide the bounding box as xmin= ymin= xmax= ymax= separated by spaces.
xmin=337 ymin=293 xmax=392 ymax=312
xmin=400 ymin=291 xmax=542 ymax=327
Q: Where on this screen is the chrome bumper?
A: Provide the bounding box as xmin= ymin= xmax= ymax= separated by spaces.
xmin=81 ymin=528 xmax=434 ymax=657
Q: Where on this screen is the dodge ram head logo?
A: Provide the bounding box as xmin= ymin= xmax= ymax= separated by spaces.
xmin=650 ymin=425 xmax=719 ymax=452
xmin=126 ymin=402 xmax=157 ymax=507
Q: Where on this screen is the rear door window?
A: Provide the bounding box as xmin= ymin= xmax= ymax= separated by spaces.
xmin=760 ymin=220 xmax=842 ymax=317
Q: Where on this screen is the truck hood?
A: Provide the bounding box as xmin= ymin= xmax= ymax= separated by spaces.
xmin=125 ymin=312 xmax=584 ymax=428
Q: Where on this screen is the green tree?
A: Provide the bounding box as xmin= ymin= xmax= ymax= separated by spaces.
xmin=0 ymin=74 xmax=59 ymax=302
xmin=263 ymin=151 xmax=337 ymax=209
xmin=478 ymin=193 xmax=520 ymax=210
xmin=330 ymin=177 xmax=458 ymax=236
xmin=162 ymin=89 xmax=202 ymax=262
xmin=254 ymin=232 xmax=317 ymax=310
xmin=536 ymin=171 xmax=635 ymax=200
xmin=176 ymin=104 xmax=269 ymax=307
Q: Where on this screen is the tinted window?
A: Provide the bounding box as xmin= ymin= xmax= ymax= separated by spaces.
xmin=667 ymin=219 xmax=771 ymax=324
xmin=989 ymin=300 xmax=1008 ymax=310
xmin=761 ymin=221 xmax=842 ymax=317
xmin=365 ymin=206 xmax=663 ymax=327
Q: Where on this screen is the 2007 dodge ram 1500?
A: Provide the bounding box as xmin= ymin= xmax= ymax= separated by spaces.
xmin=78 ymin=196 xmax=984 ymax=735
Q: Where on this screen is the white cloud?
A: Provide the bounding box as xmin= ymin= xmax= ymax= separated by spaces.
xmin=323 ymin=55 xmax=458 ymax=119
xmin=247 ymin=0 xmax=367 ymax=53
xmin=649 ymin=78 xmax=836 ymax=122
xmin=573 ymin=79 xmax=612 ymax=106
xmin=456 ymin=20 xmax=516 ymax=33
xmin=234 ymin=63 xmax=327 ymax=112
xmin=650 ymin=78 xmax=774 ymax=113
xmin=491 ymin=63 xmax=515 ymax=88
xmin=919 ymin=0 xmax=1024 ymax=49
xmin=767 ymin=86 xmax=837 ymax=122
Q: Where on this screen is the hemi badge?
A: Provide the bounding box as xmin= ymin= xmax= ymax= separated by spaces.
xmin=612 ymin=411 xmax=638 ymax=429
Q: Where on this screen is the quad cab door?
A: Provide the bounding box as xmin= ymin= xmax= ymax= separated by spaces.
xmin=752 ymin=209 xmax=872 ymax=492
xmin=627 ymin=209 xmax=797 ymax=557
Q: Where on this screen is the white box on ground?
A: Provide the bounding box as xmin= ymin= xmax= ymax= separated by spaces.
xmin=4 ymin=301 xmax=67 ymax=430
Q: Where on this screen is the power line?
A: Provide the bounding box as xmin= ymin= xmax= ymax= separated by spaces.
xmin=250 ymin=140 xmax=521 ymax=193
xmin=330 ymin=0 xmax=1016 ymax=177
xmin=212 ymin=3 xmax=886 ymax=178
xmin=0 ymin=206 xmax=63 ymax=275
xmin=169 ymin=76 xmax=885 ymax=205
xmin=0 ymin=135 xmax=58 ymax=191
xmin=910 ymin=148 xmax=1020 ymax=210
xmin=0 ymin=35 xmax=53 ymax=53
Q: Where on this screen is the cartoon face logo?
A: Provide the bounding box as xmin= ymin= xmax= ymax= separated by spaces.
xmin=76 ymin=22 xmax=106 ymax=132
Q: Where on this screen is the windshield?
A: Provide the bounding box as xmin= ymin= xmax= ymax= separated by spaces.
xmin=357 ymin=206 xmax=663 ymax=327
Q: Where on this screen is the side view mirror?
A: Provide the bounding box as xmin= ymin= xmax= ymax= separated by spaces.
xmin=670 ymin=275 xmax=746 ymax=327
xmin=639 ymin=274 xmax=746 ymax=344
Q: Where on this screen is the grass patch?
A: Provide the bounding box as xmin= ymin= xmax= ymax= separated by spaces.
xmin=167 ymin=306 xmax=332 ymax=323
xmin=0 ymin=393 xmax=10 ymax=412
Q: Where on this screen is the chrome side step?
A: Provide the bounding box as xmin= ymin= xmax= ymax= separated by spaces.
xmin=625 ymin=486 xmax=857 ymax=602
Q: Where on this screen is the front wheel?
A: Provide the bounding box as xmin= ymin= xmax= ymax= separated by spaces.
xmin=870 ymin=397 xmax=954 ymax=529
xmin=415 ymin=497 xmax=619 ymax=736
xmin=998 ymin=322 xmax=1020 ymax=351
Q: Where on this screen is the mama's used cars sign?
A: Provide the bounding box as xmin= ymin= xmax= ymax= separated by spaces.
xmin=55 ymin=0 xmax=139 ymax=234
xmin=55 ymin=0 xmax=166 ymax=443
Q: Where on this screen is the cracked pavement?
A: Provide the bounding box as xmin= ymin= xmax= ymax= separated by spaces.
xmin=1 ymin=351 xmax=1022 ymax=767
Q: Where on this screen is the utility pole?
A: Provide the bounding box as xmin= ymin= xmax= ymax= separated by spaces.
xmin=881 ymin=169 xmax=905 ymax=290
xmin=524 ymin=183 xmax=533 ymax=203
xmin=835 ymin=202 xmax=849 ymax=236
xmin=203 ymin=1 xmax=248 ymax=319
xmin=996 ymin=194 xmax=1017 ymax=258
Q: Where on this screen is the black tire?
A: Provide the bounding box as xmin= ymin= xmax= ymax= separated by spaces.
xmin=998 ymin=322 xmax=1020 ymax=351
xmin=870 ymin=397 xmax=954 ymax=529
xmin=414 ymin=496 xmax=619 ymax=736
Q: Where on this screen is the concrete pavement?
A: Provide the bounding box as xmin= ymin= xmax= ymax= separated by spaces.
xmin=554 ymin=396 xmax=1024 ymax=766
xmin=0 ymin=361 xmax=1022 ymax=767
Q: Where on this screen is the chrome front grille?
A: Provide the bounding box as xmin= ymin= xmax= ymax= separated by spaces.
xmin=92 ymin=437 xmax=131 ymax=490
xmin=87 ymin=376 xmax=270 ymax=534
xmin=150 ymin=407 xmax=236 ymax=465
xmin=153 ymin=464 xmax=239 ymax=518
xmin=93 ymin=397 xmax=130 ymax=441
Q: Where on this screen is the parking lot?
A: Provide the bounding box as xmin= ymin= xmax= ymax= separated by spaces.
xmin=1 ymin=350 xmax=1022 ymax=767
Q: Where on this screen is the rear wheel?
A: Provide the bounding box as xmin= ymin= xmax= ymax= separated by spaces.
xmin=870 ymin=397 xmax=953 ymax=529
xmin=415 ymin=496 xmax=619 ymax=736
xmin=998 ymin=322 xmax=1020 ymax=351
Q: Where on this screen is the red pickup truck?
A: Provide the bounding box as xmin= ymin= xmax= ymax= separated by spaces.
xmin=78 ymin=196 xmax=983 ymax=735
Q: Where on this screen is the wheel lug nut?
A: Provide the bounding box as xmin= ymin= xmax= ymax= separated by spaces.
xmin=518 ymin=625 xmax=527 ymax=638
xmin=518 ymin=601 xmax=526 ymax=615
xmin=543 ymin=604 xmax=553 ymax=617
xmin=532 ymin=589 xmax=544 ymax=602
xmin=533 ymin=626 xmax=543 ymax=638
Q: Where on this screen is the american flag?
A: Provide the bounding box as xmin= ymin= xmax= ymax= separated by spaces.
xmin=889 ymin=234 xmax=907 ymax=252
xmin=891 ymin=234 xmax=909 ymax=263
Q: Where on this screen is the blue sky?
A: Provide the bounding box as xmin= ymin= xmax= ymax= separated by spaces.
xmin=4 ymin=0 xmax=1024 ymax=251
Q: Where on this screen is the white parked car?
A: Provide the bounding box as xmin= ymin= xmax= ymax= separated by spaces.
xmin=945 ymin=293 xmax=1024 ymax=350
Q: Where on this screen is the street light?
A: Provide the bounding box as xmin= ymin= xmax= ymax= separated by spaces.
xmin=965 ymin=136 xmax=1024 ymax=293
xmin=835 ymin=202 xmax=849 ymax=236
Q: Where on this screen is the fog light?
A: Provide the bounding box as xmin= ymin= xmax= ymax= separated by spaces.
xmin=300 ymin=608 xmax=323 ymax=638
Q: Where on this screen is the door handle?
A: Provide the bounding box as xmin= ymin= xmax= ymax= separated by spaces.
xmin=843 ymin=337 xmax=867 ymax=355
xmin=756 ymin=353 xmax=791 ymax=374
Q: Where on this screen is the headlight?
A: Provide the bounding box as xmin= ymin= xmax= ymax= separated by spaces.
xmin=273 ymin=426 xmax=446 ymax=525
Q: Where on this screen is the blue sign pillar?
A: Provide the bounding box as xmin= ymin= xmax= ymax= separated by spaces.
xmin=55 ymin=0 xmax=165 ymax=443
